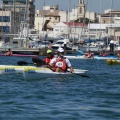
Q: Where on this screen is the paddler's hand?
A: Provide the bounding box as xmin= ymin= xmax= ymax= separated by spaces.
xmin=69 ymin=67 xmax=75 ymax=74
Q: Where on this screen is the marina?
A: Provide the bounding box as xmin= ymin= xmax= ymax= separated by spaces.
xmin=0 ymin=0 xmax=120 ymax=119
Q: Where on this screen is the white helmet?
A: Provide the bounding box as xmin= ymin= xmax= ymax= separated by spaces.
xmin=58 ymin=47 xmax=64 ymax=52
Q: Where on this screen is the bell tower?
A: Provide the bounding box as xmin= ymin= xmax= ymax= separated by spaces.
xmin=77 ymin=0 xmax=85 ymax=19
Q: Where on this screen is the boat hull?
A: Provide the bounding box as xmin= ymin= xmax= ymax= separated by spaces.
xmin=65 ymin=55 xmax=117 ymax=60
xmin=0 ymin=65 xmax=88 ymax=79
xmin=94 ymin=56 xmax=117 ymax=60
xmin=106 ymin=59 xmax=120 ymax=65
xmin=0 ymin=54 xmax=38 ymax=57
xmin=0 ymin=65 xmax=35 ymax=74
xmin=23 ymin=67 xmax=88 ymax=79
xmin=64 ymin=55 xmax=93 ymax=59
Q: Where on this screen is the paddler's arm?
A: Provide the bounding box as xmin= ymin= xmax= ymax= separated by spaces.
xmin=66 ymin=59 xmax=75 ymax=73
xmin=46 ymin=58 xmax=56 ymax=71
xmin=69 ymin=66 xmax=75 ymax=73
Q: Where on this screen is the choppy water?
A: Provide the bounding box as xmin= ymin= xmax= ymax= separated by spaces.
xmin=0 ymin=56 xmax=120 ymax=120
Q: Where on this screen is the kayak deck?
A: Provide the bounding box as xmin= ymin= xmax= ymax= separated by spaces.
xmin=0 ymin=65 xmax=88 ymax=79
xmin=106 ymin=59 xmax=120 ymax=65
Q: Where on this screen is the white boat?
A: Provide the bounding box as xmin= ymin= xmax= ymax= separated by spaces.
xmin=0 ymin=65 xmax=88 ymax=79
xmin=0 ymin=65 xmax=35 ymax=74
xmin=64 ymin=55 xmax=117 ymax=60
xmin=64 ymin=55 xmax=92 ymax=59
xmin=94 ymin=56 xmax=118 ymax=60
xmin=23 ymin=67 xmax=88 ymax=79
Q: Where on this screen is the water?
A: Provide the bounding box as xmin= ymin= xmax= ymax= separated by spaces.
xmin=0 ymin=56 xmax=120 ymax=120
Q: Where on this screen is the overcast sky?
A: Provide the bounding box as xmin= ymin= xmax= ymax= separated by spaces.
xmin=34 ymin=0 xmax=120 ymax=13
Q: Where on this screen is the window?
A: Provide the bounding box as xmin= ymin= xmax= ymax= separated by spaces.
xmin=0 ymin=16 xmax=10 ymax=22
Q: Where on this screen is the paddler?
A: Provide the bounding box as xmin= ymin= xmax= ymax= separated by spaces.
xmin=32 ymin=49 xmax=55 ymax=66
xmin=117 ymin=51 xmax=120 ymax=58
xmin=43 ymin=49 xmax=55 ymax=64
xmin=85 ymin=50 xmax=94 ymax=58
xmin=4 ymin=48 xmax=12 ymax=56
xmin=49 ymin=48 xmax=75 ymax=73
xmin=99 ymin=50 xmax=107 ymax=57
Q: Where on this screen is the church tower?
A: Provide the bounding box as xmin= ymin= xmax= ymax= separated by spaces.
xmin=77 ymin=0 xmax=85 ymax=19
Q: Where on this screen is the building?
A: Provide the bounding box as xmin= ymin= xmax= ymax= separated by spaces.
xmin=1 ymin=0 xmax=35 ymax=30
xmin=34 ymin=5 xmax=67 ymax=32
xmin=77 ymin=0 xmax=85 ymax=19
xmin=53 ymin=22 xmax=87 ymax=39
xmin=0 ymin=8 xmax=20 ymax=39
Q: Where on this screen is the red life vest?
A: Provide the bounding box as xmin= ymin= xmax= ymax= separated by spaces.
xmin=55 ymin=58 xmax=67 ymax=71
xmin=85 ymin=53 xmax=93 ymax=58
xmin=118 ymin=53 xmax=120 ymax=58
xmin=43 ymin=56 xmax=54 ymax=64
xmin=101 ymin=53 xmax=106 ymax=57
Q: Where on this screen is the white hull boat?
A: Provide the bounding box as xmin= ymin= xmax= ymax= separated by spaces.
xmin=0 ymin=65 xmax=35 ymax=74
xmin=23 ymin=67 xmax=88 ymax=79
xmin=0 ymin=65 xmax=88 ymax=79
xmin=94 ymin=56 xmax=117 ymax=60
xmin=64 ymin=55 xmax=93 ymax=59
xmin=64 ymin=55 xmax=117 ymax=60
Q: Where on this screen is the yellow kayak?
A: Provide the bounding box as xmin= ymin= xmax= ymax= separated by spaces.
xmin=106 ymin=59 xmax=120 ymax=65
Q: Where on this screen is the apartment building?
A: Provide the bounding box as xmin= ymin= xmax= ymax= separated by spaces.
xmin=1 ymin=0 xmax=35 ymax=30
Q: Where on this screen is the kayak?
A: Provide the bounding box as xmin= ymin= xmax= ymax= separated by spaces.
xmin=0 ymin=54 xmax=39 ymax=57
xmin=64 ymin=55 xmax=93 ymax=59
xmin=0 ymin=65 xmax=88 ymax=80
xmin=64 ymin=55 xmax=117 ymax=60
xmin=23 ymin=67 xmax=88 ymax=79
xmin=106 ymin=59 xmax=120 ymax=65
xmin=0 ymin=65 xmax=35 ymax=74
xmin=94 ymin=55 xmax=117 ymax=60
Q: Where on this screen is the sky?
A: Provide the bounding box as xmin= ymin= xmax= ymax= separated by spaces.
xmin=34 ymin=0 xmax=120 ymax=13
xmin=0 ymin=0 xmax=120 ymax=13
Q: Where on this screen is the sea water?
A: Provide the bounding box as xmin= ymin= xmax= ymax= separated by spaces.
xmin=0 ymin=56 xmax=120 ymax=120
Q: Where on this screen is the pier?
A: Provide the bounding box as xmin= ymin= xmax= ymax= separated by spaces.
xmin=0 ymin=48 xmax=74 ymax=56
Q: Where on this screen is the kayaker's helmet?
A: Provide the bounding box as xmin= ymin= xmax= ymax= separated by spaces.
xmin=46 ymin=49 xmax=52 ymax=54
xmin=58 ymin=48 xmax=64 ymax=53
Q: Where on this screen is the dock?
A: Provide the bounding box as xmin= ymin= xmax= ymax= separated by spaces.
xmin=0 ymin=48 xmax=74 ymax=56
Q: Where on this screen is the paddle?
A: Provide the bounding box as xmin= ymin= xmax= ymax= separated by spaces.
xmin=17 ymin=58 xmax=89 ymax=77
xmin=17 ymin=61 xmax=33 ymax=65
xmin=74 ymin=73 xmax=89 ymax=77
xmin=78 ymin=50 xmax=84 ymax=55
xmin=32 ymin=57 xmax=89 ymax=77
xmin=17 ymin=57 xmax=46 ymax=66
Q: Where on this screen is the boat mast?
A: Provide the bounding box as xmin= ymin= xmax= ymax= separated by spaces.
xmin=99 ymin=0 xmax=102 ymax=40
xmin=88 ymin=0 xmax=91 ymax=51
xmin=109 ymin=0 xmax=113 ymax=39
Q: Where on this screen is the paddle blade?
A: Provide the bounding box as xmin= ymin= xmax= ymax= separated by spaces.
xmin=17 ymin=61 xmax=29 ymax=65
xmin=32 ymin=57 xmax=46 ymax=65
xmin=75 ymin=73 xmax=89 ymax=78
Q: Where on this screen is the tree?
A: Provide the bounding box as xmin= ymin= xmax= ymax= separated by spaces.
xmin=74 ymin=17 xmax=98 ymax=24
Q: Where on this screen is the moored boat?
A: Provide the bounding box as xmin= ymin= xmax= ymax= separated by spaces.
xmin=0 ymin=54 xmax=39 ymax=57
xmin=106 ymin=59 xmax=120 ymax=65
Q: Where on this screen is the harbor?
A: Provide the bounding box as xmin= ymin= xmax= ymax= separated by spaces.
xmin=0 ymin=0 xmax=120 ymax=120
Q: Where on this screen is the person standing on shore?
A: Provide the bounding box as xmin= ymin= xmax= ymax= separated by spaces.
xmin=110 ymin=40 xmax=114 ymax=52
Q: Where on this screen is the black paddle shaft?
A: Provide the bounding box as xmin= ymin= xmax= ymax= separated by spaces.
xmin=32 ymin=57 xmax=46 ymax=65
